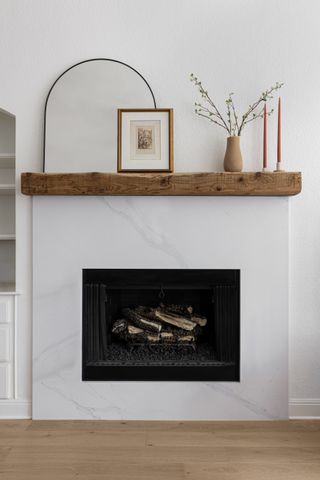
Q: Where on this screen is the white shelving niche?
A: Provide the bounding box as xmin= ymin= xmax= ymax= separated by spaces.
xmin=0 ymin=109 xmax=16 ymax=400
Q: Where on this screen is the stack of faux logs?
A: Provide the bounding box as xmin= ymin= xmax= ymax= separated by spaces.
xmin=112 ymin=303 xmax=207 ymax=347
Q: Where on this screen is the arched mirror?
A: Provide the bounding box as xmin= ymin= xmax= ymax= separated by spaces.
xmin=44 ymin=59 xmax=156 ymax=172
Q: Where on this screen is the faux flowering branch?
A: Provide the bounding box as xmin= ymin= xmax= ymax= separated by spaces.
xmin=190 ymin=73 xmax=284 ymax=136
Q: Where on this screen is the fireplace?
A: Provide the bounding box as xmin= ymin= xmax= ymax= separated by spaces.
xmin=82 ymin=269 xmax=240 ymax=381
xmin=33 ymin=197 xmax=288 ymax=419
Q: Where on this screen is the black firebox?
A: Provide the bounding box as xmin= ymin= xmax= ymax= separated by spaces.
xmin=82 ymin=269 xmax=240 ymax=381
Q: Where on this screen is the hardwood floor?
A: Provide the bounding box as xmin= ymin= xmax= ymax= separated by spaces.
xmin=0 ymin=420 xmax=319 ymax=479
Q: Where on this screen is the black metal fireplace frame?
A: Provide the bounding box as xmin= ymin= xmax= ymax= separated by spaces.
xmin=82 ymin=269 xmax=240 ymax=382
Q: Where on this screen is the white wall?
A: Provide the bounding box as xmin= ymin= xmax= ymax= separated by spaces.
xmin=0 ymin=0 xmax=319 ymax=416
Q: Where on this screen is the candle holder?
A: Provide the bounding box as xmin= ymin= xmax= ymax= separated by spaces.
xmin=274 ymin=162 xmax=284 ymax=172
xmin=262 ymin=167 xmax=269 ymax=173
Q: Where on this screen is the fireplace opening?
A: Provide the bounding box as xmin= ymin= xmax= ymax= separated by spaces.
xmin=82 ymin=269 xmax=240 ymax=381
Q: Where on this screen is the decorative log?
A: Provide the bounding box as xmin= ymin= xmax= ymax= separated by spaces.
xmin=128 ymin=325 xmax=160 ymax=342
xmin=159 ymin=303 xmax=207 ymax=327
xmin=134 ymin=305 xmax=199 ymax=332
xmin=134 ymin=306 xmax=155 ymax=318
xmin=113 ymin=322 xmax=160 ymax=343
xmin=112 ymin=318 xmax=196 ymax=345
xmin=160 ymin=330 xmax=195 ymax=344
xmin=147 ymin=334 xmax=161 ymax=343
xmin=126 ymin=325 xmax=195 ymax=344
xmin=112 ymin=318 xmax=128 ymax=335
xmin=128 ymin=325 xmax=143 ymax=335
xmin=191 ymin=314 xmax=207 ymax=327
xmin=113 ymin=304 xmax=205 ymax=347
xmin=153 ymin=308 xmax=197 ymax=331
xmin=178 ymin=334 xmax=195 ymax=343
xmin=160 ymin=331 xmax=175 ymax=343
xmin=122 ymin=308 xmax=162 ymax=333
xmin=159 ymin=303 xmax=193 ymax=317
xmin=160 ymin=323 xmax=201 ymax=337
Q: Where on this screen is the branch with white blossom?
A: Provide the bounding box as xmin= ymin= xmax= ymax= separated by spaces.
xmin=190 ymin=73 xmax=284 ymax=136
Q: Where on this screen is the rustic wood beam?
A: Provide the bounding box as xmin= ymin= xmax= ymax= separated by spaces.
xmin=21 ymin=171 xmax=302 ymax=196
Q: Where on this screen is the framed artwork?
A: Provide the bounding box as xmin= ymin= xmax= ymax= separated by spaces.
xmin=117 ymin=109 xmax=173 ymax=172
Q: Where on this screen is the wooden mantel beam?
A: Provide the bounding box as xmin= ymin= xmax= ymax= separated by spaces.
xmin=21 ymin=171 xmax=302 ymax=196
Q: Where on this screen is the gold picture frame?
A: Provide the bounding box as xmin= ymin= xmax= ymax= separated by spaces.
xmin=117 ymin=109 xmax=174 ymax=172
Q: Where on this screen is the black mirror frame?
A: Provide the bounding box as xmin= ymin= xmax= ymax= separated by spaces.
xmin=42 ymin=58 xmax=157 ymax=172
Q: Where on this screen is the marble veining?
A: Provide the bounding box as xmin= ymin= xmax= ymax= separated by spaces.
xmin=202 ymin=383 xmax=277 ymax=420
xmin=33 ymin=196 xmax=289 ymax=419
xmin=101 ymin=197 xmax=189 ymax=267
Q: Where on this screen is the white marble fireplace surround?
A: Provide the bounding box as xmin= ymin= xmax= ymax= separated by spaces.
xmin=33 ymin=195 xmax=289 ymax=420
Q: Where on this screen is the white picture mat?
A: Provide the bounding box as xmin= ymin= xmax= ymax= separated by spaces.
xmin=121 ymin=111 xmax=169 ymax=170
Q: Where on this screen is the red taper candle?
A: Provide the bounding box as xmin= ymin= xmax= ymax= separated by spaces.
xmin=277 ymin=97 xmax=281 ymax=163
xmin=263 ymin=104 xmax=267 ymax=169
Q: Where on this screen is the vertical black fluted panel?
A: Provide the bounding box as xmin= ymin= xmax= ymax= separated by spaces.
xmin=83 ymin=284 xmax=107 ymax=362
xmin=214 ymin=285 xmax=238 ymax=362
xmin=99 ymin=284 xmax=108 ymax=358
xmin=83 ymin=283 xmax=90 ymax=362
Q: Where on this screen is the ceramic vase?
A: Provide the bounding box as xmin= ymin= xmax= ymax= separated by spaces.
xmin=223 ymin=136 xmax=243 ymax=172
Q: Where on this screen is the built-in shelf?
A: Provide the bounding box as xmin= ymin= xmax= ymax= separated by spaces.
xmin=0 ymin=283 xmax=19 ymax=295
xmin=0 ymin=184 xmax=15 ymax=195
xmin=21 ymin=171 xmax=302 ymax=196
xmin=0 ymin=235 xmax=15 ymax=241
xmin=0 ymin=112 xmax=16 ymax=401
xmin=0 ymin=154 xmax=15 ymax=169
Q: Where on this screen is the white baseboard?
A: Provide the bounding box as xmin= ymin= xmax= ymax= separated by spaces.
xmin=0 ymin=399 xmax=318 ymax=421
xmin=0 ymin=400 xmax=31 ymax=419
xmin=289 ymin=398 xmax=320 ymax=419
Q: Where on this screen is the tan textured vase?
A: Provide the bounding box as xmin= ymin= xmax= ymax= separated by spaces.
xmin=223 ymin=136 xmax=243 ymax=172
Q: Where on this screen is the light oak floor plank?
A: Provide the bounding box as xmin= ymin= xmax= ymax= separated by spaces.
xmin=0 ymin=420 xmax=319 ymax=479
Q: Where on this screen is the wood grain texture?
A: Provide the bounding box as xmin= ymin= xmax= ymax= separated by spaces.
xmin=21 ymin=171 xmax=302 ymax=196
xmin=0 ymin=420 xmax=319 ymax=479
